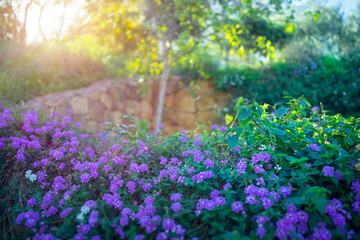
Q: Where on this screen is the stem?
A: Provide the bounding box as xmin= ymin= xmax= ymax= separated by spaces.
xmin=155 ymin=45 xmax=170 ymax=133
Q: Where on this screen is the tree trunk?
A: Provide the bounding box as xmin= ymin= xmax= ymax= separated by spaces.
xmin=155 ymin=56 xmax=170 ymax=133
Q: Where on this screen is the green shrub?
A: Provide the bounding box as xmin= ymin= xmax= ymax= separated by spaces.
xmin=0 ymin=41 xmax=106 ymax=106
xmin=1 ymin=97 xmax=360 ymax=239
xmin=215 ymin=56 xmax=360 ymax=117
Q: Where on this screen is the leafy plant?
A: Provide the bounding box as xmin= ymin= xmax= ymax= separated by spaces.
xmin=0 ymin=96 xmax=359 ymax=239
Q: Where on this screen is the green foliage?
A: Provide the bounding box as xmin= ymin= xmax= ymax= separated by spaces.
xmin=1 ymin=96 xmax=360 ymax=239
xmin=0 ymin=41 xmax=106 ymax=106
xmin=215 ymin=55 xmax=360 ymax=117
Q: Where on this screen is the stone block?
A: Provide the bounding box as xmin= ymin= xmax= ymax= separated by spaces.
xmin=140 ymin=100 xmax=153 ymax=120
xmin=100 ymin=92 xmax=115 ymax=110
xmin=173 ymin=90 xmax=197 ymax=113
xmin=162 ymin=107 xmax=178 ymax=126
xmin=70 ymin=96 xmax=89 ymax=114
xmin=125 ymin=83 xmax=141 ymax=100
xmin=124 ymin=100 xmax=141 ymax=116
xmin=86 ymin=120 xmax=102 ymax=133
xmin=176 ymin=112 xmax=196 ymax=128
xmin=196 ymin=111 xmax=218 ymax=124
xmin=89 ymin=101 xmax=106 ymax=122
xmin=195 ymin=93 xmax=216 ymax=111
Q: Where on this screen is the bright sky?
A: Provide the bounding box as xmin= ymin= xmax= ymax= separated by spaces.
xmin=21 ymin=0 xmax=358 ymax=44
xmin=23 ymin=0 xmax=86 ymax=44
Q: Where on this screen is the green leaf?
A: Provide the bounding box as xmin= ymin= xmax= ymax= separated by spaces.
xmin=238 ymin=107 xmax=251 ymax=121
xmin=228 ymin=135 xmax=238 ymax=149
xmin=324 ymin=127 xmax=334 ymax=133
xmin=287 ymin=197 xmax=308 ymax=205
xmin=313 ymin=159 xmax=326 ymax=166
xmin=274 ymin=128 xmax=287 ymax=135
xmin=331 ymin=176 xmax=339 ymax=187
xmin=314 ymin=197 xmax=328 ymax=214
xmin=277 ymin=107 xmax=289 ymax=117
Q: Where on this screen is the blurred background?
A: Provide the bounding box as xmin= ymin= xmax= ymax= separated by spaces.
xmin=0 ymin=0 xmax=359 ymax=117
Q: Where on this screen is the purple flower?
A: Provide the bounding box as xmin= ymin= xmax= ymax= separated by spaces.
xmin=210 ymin=190 xmax=220 ymax=199
xmin=251 ymin=152 xmax=271 ymax=164
xmin=256 ymin=177 xmax=265 ymax=186
xmin=135 ymin=235 xmax=145 ymax=240
xmin=306 ymin=163 xmax=312 ymax=168
xmin=237 ymin=158 xmax=247 ymax=176
xmin=27 ymin=198 xmax=36 ymax=208
xmin=170 ymin=193 xmax=182 ymax=201
xmin=312 ymin=106 xmax=320 ymax=112
xmin=89 ymin=210 xmax=98 ymax=227
xmin=81 ymin=224 xmax=91 ymax=234
xmin=139 ymin=164 xmax=148 ymax=172
xmin=187 ymin=166 xmax=195 ymax=174
xmin=126 ymin=181 xmax=136 ymax=194
xmin=204 ymin=159 xmax=214 ymax=168
xmin=211 ymin=125 xmax=219 ymax=131
xmin=220 ymin=126 xmax=228 ymax=132
xmin=156 ymin=232 xmax=167 ymax=240
xmin=231 ymin=201 xmax=245 ymax=214
xmin=144 ymin=196 xmax=154 ymax=205
xmin=323 ymin=166 xmax=334 ymax=177
xmin=163 ymin=218 xmax=176 ymax=230
xmin=81 ymin=173 xmax=91 ymax=183
xmin=223 ymin=183 xmax=232 ymax=191
xmin=308 ymin=143 xmax=320 ymax=152
xmin=171 ymin=202 xmax=181 ymax=212
xmin=279 ymin=186 xmax=292 ymax=197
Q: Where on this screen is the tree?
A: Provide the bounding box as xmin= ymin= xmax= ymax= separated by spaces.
xmin=0 ymin=0 xmax=22 ymax=41
xmin=81 ymin=0 xmax=295 ymax=131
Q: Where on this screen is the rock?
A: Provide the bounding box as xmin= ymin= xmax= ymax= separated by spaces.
xmin=100 ymin=92 xmax=115 ymax=110
xmin=173 ymin=90 xmax=197 ymax=113
xmin=86 ymin=120 xmax=101 ymax=133
xmin=162 ymin=107 xmax=178 ymax=126
xmin=70 ymin=96 xmax=89 ymax=114
xmin=195 ymin=93 xmax=216 ymax=111
xmin=124 ymin=100 xmax=141 ymax=116
xmin=176 ymin=112 xmax=196 ymax=128
xmin=88 ymin=101 xmax=106 ymax=122
xmin=140 ymin=100 xmax=153 ymax=120
xmin=196 ymin=110 xmax=219 ymax=124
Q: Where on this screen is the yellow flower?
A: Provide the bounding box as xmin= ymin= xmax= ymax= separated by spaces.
xmin=356 ymin=163 xmax=360 ymax=172
xmin=356 ymin=144 xmax=360 ymax=151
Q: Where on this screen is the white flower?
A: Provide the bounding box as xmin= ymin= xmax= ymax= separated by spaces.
xmin=80 ymin=205 xmax=90 ymax=215
xmin=274 ymin=164 xmax=282 ymax=171
xmin=25 ymin=170 xmax=37 ymax=182
xmin=259 ymin=145 xmax=266 ymax=151
xmin=76 ymin=213 xmax=84 ymax=221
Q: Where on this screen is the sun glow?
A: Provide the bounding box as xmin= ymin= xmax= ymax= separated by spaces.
xmin=24 ymin=0 xmax=86 ymax=44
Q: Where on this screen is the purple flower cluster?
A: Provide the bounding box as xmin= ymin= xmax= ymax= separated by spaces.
xmin=308 ymin=143 xmax=320 ymax=152
xmin=275 ymin=205 xmax=309 ymax=240
xmin=16 ymin=210 xmax=40 ymax=228
xmin=231 ymin=201 xmax=245 ymax=215
xmin=191 ymin=170 xmax=214 ymax=183
xmin=60 ymin=207 xmax=72 ymax=218
xmin=204 ymin=158 xmax=214 ymax=168
xmin=170 ymin=193 xmax=182 ymax=201
xmin=236 ymin=158 xmax=247 ymax=176
xmin=244 ymin=184 xmax=284 ymax=210
xmin=256 ymin=216 xmax=270 ymax=239
xmin=102 ymin=193 xmax=123 ymax=209
xmin=323 ymin=166 xmax=334 ymax=177
xmin=325 ymin=199 xmax=349 ymax=232
xmin=251 ymin=152 xmax=271 ymax=164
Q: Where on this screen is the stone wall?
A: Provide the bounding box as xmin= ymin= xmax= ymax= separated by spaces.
xmin=26 ymin=77 xmax=229 ymax=134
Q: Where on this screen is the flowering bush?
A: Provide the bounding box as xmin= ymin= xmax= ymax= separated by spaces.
xmin=0 ymin=96 xmax=360 ymax=239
